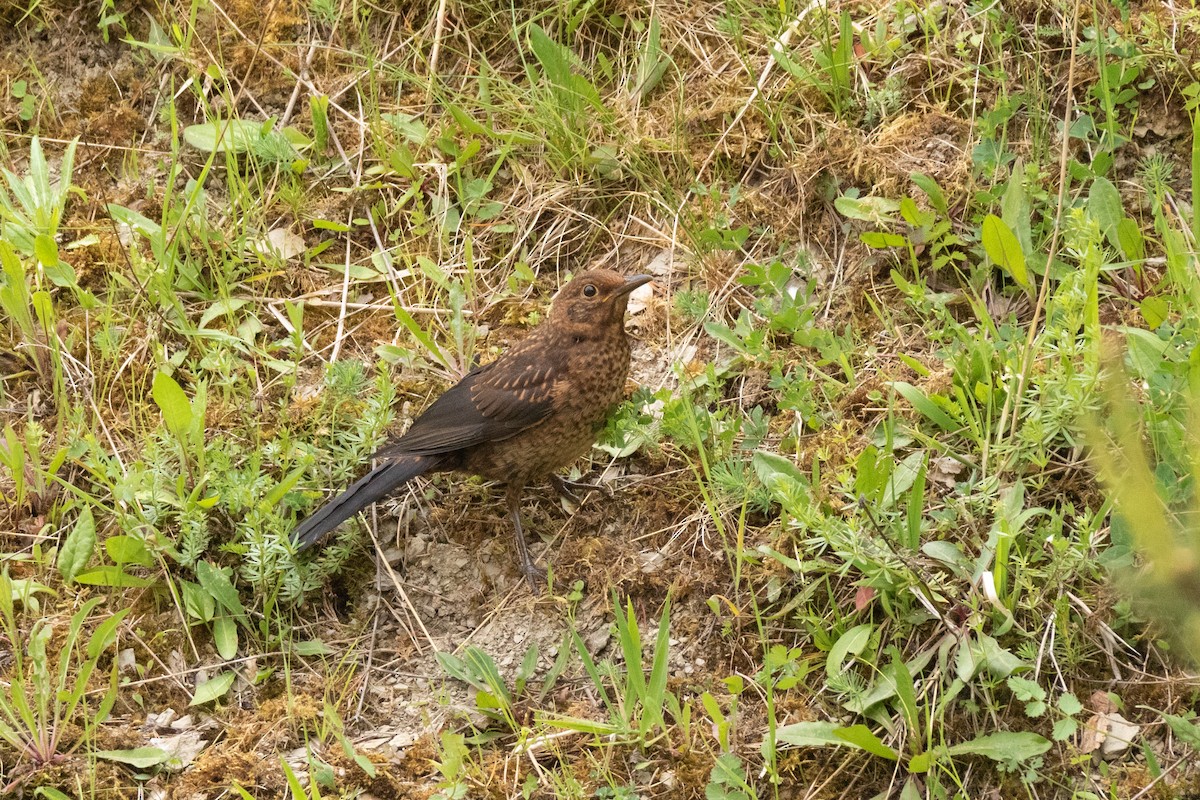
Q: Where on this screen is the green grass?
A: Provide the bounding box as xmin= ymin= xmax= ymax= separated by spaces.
xmin=1 ymin=0 xmax=1200 ymax=797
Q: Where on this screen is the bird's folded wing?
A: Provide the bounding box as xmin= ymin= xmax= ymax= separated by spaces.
xmin=374 ymin=336 xmax=564 ymax=458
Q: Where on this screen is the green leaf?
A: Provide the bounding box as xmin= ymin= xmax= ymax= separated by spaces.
xmin=213 ymin=615 xmax=238 ymax=661
xmin=908 ymin=751 xmax=931 ymax=773
xmin=1139 ymin=295 xmax=1168 ymax=329
xmin=198 ymin=297 xmax=250 ymax=329
xmin=775 ymin=720 xmax=843 ymax=747
xmin=752 ymin=450 xmax=810 ymax=498
xmin=181 ymin=580 xmax=215 ymax=623
xmin=910 ymin=172 xmax=947 ymax=215
xmin=72 ymin=566 xmax=156 ymax=587
xmin=1052 ymin=717 xmax=1078 ymax=741
xmin=264 ymin=463 xmax=308 ymax=507
xmin=87 ymin=607 xmax=130 ymax=659
xmin=632 ymin=14 xmax=668 ymax=99
xmin=152 ymin=371 xmax=194 ymax=440
xmin=105 ymin=534 xmax=154 ymax=567
xmin=33 ymin=233 xmax=59 ymax=268
xmin=835 ymin=194 xmax=901 ymax=224
xmin=94 ymin=747 xmax=173 ymax=768
xmin=1116 ymin=217 xmax=1145 ymax=262
xmin=944 ymin=731 xmax=1051 ymax=764
xmin=833 ymin=724 xmax=898 ymax=760
xmin=293 ymin=639 xmax=332 ymax=656
xmin=1006 ymin=675 xmax=1045 ymax=703
xmin=776 ymin=720 xmax=898 ymax=759
xmin=827 ymin=624 xmax=872 ymax=678
xmin=881 ymin=450 xmax=925 ymax=509
xmin=1161 ymin=713 xmax=1200 ymax=750
xmin=891 ymin=381 xmax=961 ymax=432
xmin=860 ymin=231 xmax=908 ymax=249
xmin=1058 ymin=692 xmax=1083 ymax=715
xmin=889 ymin=648 xmax=919 ymax=734
xmin=189 ymin=670 xmax=236 ymax=706
xmin=58 ymin=507 xmax=97 ymax=583
xmin=705 ymin=752 xmax=753 ymax=799
xmin=183 ymin=119 xmax=263 ymax=154
xmin=981 ymin=214 xmax=1030 ymax=289
xmin=999 ymin=161 xmax=1032 ymax=257
xmin=527 ymin=23 xmax=601 ymax=110
xmin=195 ymin=560 xmax=246 ymax=617
xmin=1088 ymin=176 xmax=1123 ymax=247
xmin=35 ymin=788 xmax=76 ymax=800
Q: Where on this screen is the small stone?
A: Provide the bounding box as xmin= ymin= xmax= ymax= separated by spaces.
xmin=586 ymin=626 xmax=611 ymax=656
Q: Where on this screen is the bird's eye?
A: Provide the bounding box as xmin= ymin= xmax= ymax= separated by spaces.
xmin=583 ymin=284 xmax=598 ymax=298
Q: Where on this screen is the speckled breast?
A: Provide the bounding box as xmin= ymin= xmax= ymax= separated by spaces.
xmin=465 ymin=331 xmax=630 ymax=485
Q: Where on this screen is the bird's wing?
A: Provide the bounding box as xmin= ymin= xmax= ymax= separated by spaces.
xmin=374 ymin=335 xmax=564 ymax=459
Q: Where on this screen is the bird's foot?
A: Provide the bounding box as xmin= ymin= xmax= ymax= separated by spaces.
xmin=520 ymin=561 xmax=548 ymax=591
xmin=550 ymin=474 xmax=614 ymax=504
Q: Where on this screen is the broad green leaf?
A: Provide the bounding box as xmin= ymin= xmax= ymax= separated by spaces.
xmin=1163 ymin=713 xmax=1200 ymax=750
xmin=198 ymin=297 xmax=250 ymax=329
xmin=33 ymin=233 xmax=58 ymax=268
xmin=105 ymin=534 xmax=154 ymax=567
xmin=189 ymin=670 xmax=236 ymax=706
xmin=1052 ymin=717 xmax=1078 ymax=741
xmin=293 ymin=639 xmax=332 ymax=656
xmin=183 ymin=119 xmax=263 ymax=154
xmin=152 ymin=371 xmax=194 ymax=440
xmin=833 ymin=724 xmax=898 ymax=760
xmin=35 ymin=788 xmax=76 ymax=800
xmin=1057 ymin=692 xmax=1083 ymax=715
xmin=890 ymin=649 xmax=919 ymax=733
xmin=944 ymin=731 xmax=1051 ymax=763
xmin=827 ymin=624 xmax=873 ymax=678
xmin=195 ymin=560 xmax=245 ymax=617
xmin=312 ymin=218 xmax=350 ymax=232
xmin=881 ymin=450 xmax=925 ymax=509
xmin=1000 ymin=160 xmax=1032 ymax=257
xmin=910 ymin=172 xmax=947 ymax=215
xmin=264 ymin=463 xmax=308 ymax=507
xmin=107 ymin=203 xmax=163 ymax=238
xmin=777 ymin=721 xmax=896 ymax=760
xmin=774 ymin=720 xmax=843 ymax=748
xmin=1087 ymin=176 xmax=1123 ymax=246
xmin=981 ymin=214 xmax=1030 ymax=289
xmin=58 ymin=507 xmax=97 ymax=583
xmin=213 ymin=615 xmax=238 ymax=661
xmin=1116 ymin=217 xmax=1144 ymax=262
xmin=72 ymin=566 xmax=155 ymax=587
xmin=835 ymin=194 xmax=901 ymax=224
xmin=87 ymin=607 xmax=130 ymax=659
xmin=95 ymin=747 xmax=173 ymax=768
xmin=1139 ymin=295 xmax=1168 ymax=329
xmin=181 ymin=580 xmax=215 ymax=623
xmin=860 ymin=231 xmax=907 ymax=249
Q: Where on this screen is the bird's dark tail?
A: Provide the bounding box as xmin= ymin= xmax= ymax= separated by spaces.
xmin=292 ymin=456 xmax=439 ymax=551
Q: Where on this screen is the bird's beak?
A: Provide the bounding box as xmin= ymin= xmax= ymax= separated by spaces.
xmin=614 ymin=274 xmax=654 ymax=297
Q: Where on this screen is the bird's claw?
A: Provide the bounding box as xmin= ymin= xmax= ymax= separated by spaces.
xmin=551 ymin=474 xmax=614 ymax=504
xmin=521 ymin=561 xmax=548 ymax=590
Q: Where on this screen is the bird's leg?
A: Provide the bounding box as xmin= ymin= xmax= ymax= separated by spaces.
xmin=507 ymin=483 xmax=546 ymax=588
xmin=550 ymin=473 xmax=614 ymax=504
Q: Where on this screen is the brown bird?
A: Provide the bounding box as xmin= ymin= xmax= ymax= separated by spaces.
xmin=293 ymin=269 xmax=652 ymax=586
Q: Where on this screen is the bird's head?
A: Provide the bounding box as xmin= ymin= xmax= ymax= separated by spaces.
xmin=548 ymin=269 xmax=653 ymax=336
